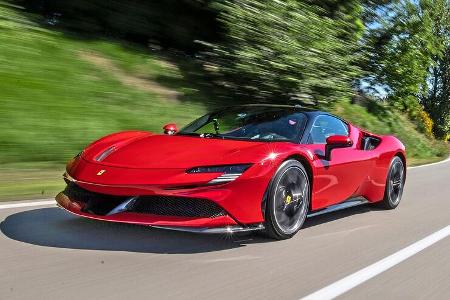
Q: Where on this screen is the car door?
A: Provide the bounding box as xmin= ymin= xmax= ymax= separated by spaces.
xmin=307 ymin=115 xmax=372 ymax=210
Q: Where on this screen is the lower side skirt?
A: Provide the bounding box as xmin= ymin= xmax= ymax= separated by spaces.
xmin=307 ymin=197 xmax=369 ymax=218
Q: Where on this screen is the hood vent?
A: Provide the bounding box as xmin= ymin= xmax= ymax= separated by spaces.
xmin=95 ymin=146 xmax=115 ymax=162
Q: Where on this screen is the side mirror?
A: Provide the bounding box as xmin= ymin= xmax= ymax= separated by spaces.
xmin=324 ymin=135 xmax=353 ymax=160
xmin=163 ymin=123 xmax=178 ymax=135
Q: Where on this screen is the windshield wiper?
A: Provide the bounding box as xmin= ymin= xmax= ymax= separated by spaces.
xmin=177 ymin=132 xmax=223 ymax=139
xmin=200 ymin=132 xmax=223 ymax=139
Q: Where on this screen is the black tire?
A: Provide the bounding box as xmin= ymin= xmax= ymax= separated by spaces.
xmin=263 ymin=160 xmax=310 ymax=240
xmin=378 ymin=156 xmax=405 ymax=209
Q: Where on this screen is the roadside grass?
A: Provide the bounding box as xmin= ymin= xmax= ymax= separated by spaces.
xmin=0 ymin=3 xmax=211 ymax=166
xmin=407 ymin=156 xmax=449 ymax=167
xmin=0 ymin=3 xmax=448 ymax=201
xmin=0 ymin=163 xmax=63 ymax=201
xmin=0 ymin=3 xmax=212 ymax=201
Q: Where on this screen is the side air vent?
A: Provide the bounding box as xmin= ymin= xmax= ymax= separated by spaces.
xmin=208 ymin=173 xmax=242 ymax=184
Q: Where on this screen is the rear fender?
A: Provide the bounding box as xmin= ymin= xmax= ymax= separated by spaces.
xmin=359 ymin=135 xmax=406 ymax=202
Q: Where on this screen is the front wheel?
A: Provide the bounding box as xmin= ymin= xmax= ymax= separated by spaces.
xmin=263 ymin=160 xmax=310 ymax=240
xmin=379 ymin=156 xmax=405 ymax=209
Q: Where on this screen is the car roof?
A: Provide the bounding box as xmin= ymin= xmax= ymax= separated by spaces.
xmin=222 ymin=104 xmax=326 ymax=116
xmin=222 ymin=104 xmax=351 ymax=126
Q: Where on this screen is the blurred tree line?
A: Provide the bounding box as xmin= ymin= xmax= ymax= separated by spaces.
xmin=17 ymin=0 xmax=450 ymax=139
xmin=18 ymin=0 xmax=221 ymax=51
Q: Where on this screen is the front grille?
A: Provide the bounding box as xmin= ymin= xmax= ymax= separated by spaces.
xmin=63 ymin=183 xmax=226 ymax=218
xmin=133 ymin=196 xmax=226 ymax=218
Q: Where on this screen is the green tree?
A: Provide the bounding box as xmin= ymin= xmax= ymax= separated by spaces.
xmin=204 ymin=0 xmax=364 ymax=104
xmin=424 ymin=47 xmax=450 ymax=138
xmin=18 ymin=0 xmax=220 ymax=52
xmin=363 ymin=0 xmax=448 ymax=120
xmin=421 ymin=0 xmax=450 ymax=139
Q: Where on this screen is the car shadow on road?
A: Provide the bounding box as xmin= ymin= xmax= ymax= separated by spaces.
xmin=0 ymin=207 xmax=274 ymax=254
xmin=0 ymin=204 xmax=379 ymax=254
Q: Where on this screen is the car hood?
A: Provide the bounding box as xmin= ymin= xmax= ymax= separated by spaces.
xmin=84 ymin=134 xmax=275 ymax=169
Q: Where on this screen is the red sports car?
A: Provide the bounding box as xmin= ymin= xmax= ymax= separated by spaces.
xmin=56 ymin=104 xmax=406 ymax=239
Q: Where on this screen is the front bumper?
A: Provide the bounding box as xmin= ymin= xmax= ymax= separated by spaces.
xmin=55 ymin=186 xmax=264 ymax=234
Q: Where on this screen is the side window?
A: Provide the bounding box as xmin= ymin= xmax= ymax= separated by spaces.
xmin=309 ymin=115 xmax=349 ymax=144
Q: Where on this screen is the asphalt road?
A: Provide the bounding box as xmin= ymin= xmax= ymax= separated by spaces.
xmin=0 ymin=159 xmax=449 ymax=299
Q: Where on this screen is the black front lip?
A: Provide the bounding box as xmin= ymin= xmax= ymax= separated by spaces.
xmin=150 ymin=224 xmax=265 ymax=234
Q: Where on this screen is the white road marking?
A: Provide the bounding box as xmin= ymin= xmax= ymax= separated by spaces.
xmin=408 ymin=155 xmax=450 ymax=169
xmin=0 ymin=200 xmax=55 ymax=210
xmin=301 ymin=225 xmax=450 ymax=300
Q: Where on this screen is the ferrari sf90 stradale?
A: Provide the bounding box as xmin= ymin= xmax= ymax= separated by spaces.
xmin=56 ymin=105 xmax=406 ymax=239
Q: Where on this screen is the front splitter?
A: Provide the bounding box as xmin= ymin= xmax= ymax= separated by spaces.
xmin=150 ymin=224 xmax=265 ymax=234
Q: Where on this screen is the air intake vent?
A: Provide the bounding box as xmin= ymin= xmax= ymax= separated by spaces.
xmin=133 ymin=196 xmax=226 ymax=218
xmin=63 ymin=183 xmax=227 ymax=218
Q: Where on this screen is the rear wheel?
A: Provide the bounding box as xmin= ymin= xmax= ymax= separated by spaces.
xmin=379 ymin=156 xmax=405 ymax=209
xmin=263 ymin=160 xmax=310 ymax=240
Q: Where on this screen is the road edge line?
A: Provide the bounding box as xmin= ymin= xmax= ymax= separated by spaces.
xmin=408 ymin=155 xmax=450 ymax=169
xmin=0 ymin=200 xmax=55 ymax=210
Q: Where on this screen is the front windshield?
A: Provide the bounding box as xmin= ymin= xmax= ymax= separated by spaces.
xmin=178 ymin=106 xmax=307 ymax=142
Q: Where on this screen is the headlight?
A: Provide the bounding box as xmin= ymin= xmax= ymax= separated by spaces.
xmin=186 ymin=164 xmax=252 ymax=184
